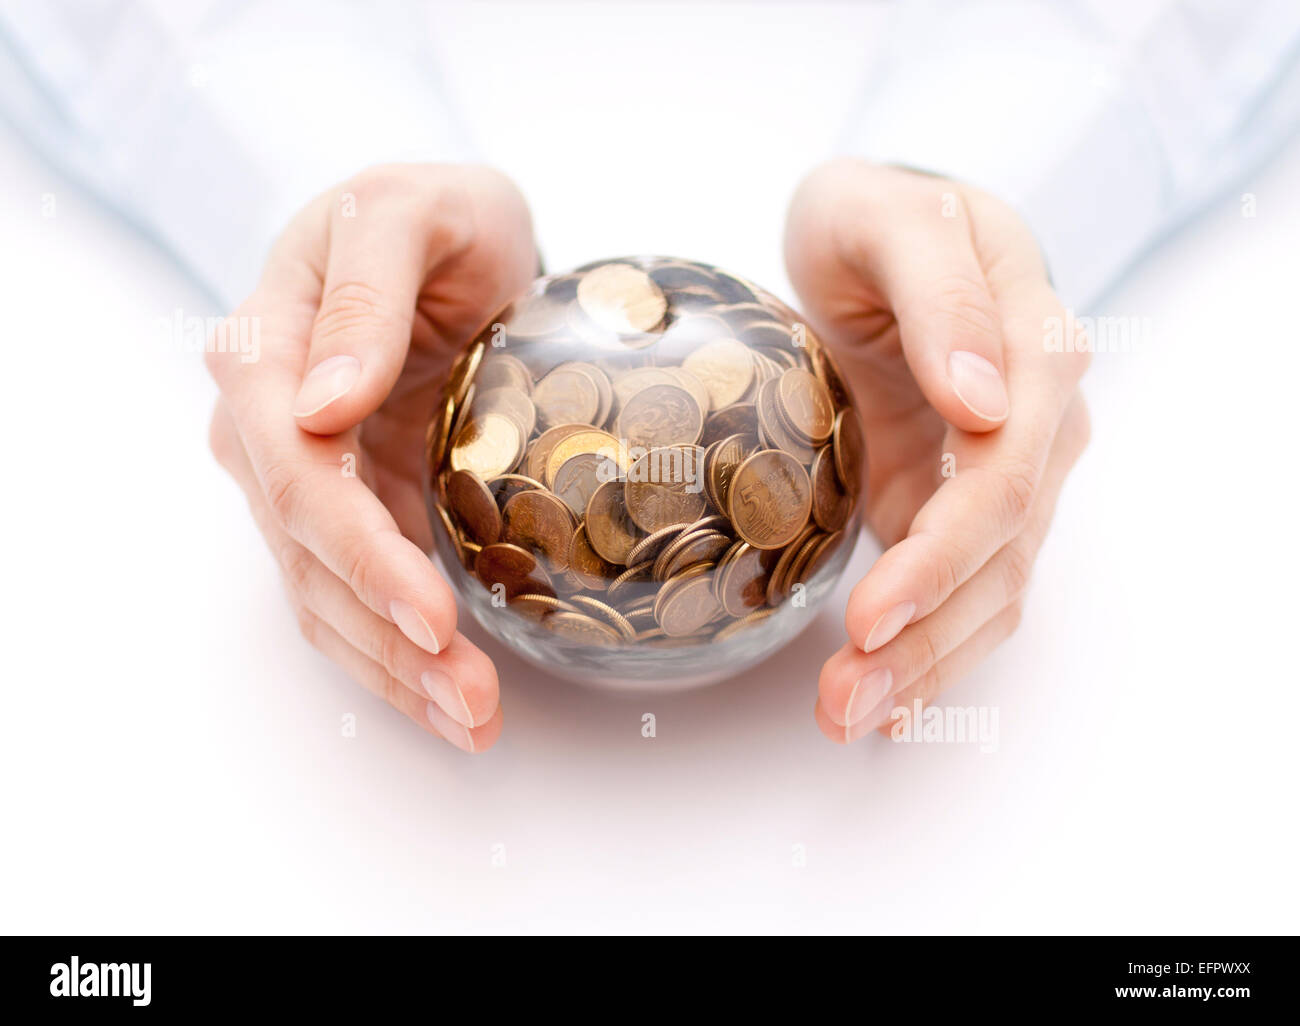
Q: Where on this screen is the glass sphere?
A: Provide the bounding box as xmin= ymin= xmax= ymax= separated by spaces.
xmin=425 ymin=256 xmax=865 ymax=690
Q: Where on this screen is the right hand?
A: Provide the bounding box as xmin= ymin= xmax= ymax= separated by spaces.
xmin=207 ymin=163 xmax=538 ymax=753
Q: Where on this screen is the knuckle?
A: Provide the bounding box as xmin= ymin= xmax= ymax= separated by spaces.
xmin=376 ymin=626 xmax=406 ymax=681
xmin=929 ymin=275 xmax=1000 ymax=344
xmin=992 ymin=460 xmax=1038 ymax=532
xmin=999 ymin=542 xmax=1035 ymax=602
xmin=910 ymin=625 xmax=943 ymax=681
xmin=340 ymin=531 xmax=379 ymax=605
xmin=314 ymin=278 xmax=409 ymax=342
xmin=263 ymin=457 xmax=313 ymax=532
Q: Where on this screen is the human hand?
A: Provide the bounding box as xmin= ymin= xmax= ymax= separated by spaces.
xmin=207 ymin=164 xmax=537 ymax=752
xmin=784 ymin=160 xmax=1091 ymax=743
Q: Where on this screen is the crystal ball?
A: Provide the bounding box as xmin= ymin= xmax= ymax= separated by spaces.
xmin=425 ymin=256 xmax=865 ymax=690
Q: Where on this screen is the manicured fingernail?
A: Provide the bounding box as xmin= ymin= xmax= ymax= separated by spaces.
xmin=856 ymin=692 xmax=903 ymax=737
xmin=293 ymin=354 xmax=361 ymax=417
xmin=864 ymin=600 xmax=915 ymax=652
xmin=846 ymin=667 xmax=893 ymax=725
xmin=421 ymin=668 xmax=475 ymax=728
xmin=390 ymin=600 xmax=440 ymax=655
xmin=948 ymin=350 xmax=1009 ymax=422
xmin=426 ymin=700 xmax=475 ymax=753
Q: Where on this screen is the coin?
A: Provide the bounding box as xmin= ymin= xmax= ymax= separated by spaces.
xmin=705 ymin=432 xmax=749 ymax=513
xmin=611 ymin=367 xmax=679 ymax=410
xmin=427 ymin=393 xmax=455 ymax=474
xmin=503 ymin=292 xmax=569 ymax=341
xmin=476 ymin=542 xmax=554 ymax=599
xmin=654 ymin=566 xmax=723 ymax=637
xmin=552 ymin=451 xmax=612 ymax=517
xmin=554 ymin=361 xmax=614 ymax=427
xmin=446 ymin=339 xmax=485 ymax=408
xmin=701 ymin=403 xmax=760 ymax=447
xmin=625 ymin=522 xmax=689 ymax=566
xmin=475 ymin=353 xmax=533 ymax=394
xmin=765 ymin=523 xmax=818 ymax=606
xmin=810 ymin=445 xmax=851 ymax=532
xmin=625 ymin=445 xmax=707 ymax=533
xmin=487 ymin=472 xmax=545 ymax=506
xmin=568 ymin=523 xmax=618 ymax=590
xmin=655 ymin=529 xmax=730 ymax=582
xmin=576 ymin=263 xmax=668 ymax=335
xmin=728 ymin=449 xmax=812 ymax=550
xmin=756 ymin=376 xmax=815 ymax=463
xmin=543 ymin=610 xmax=623 ymax=647
xmin=502 ymin=489 xmax=576 ymax=573
xmin=450 ymin=412 xmax=523 ymax=479
xmin=616 ymin=383 xmax=703 ymax=451
xmin=545 ymin=429 xmax=628 ymax=488
xmin=776 ymin=368 xmax=834 ymax=445
xmin=532 ymin=367 xmax=600 ymax=431
xmin=445 ymin=469 xmax=502 ymax=546
xmin=832 ymin=407 xmax=865 ymax=498
xmin=682 ymin=338 xmax=754 ymax=411
xmin=472 ymin=385 xmax=537 ymax=439
xmin=568 ymin=594 xmax=636 ymax=640
xmin=509 ymin=593 xmax=578 ymax=620
xmin=713 ymin=606 xmax=775 ymax=642
xmin=529 ymin=423 xmax=591 ymax=481
xmin=606 ymin=559 xmax=655 ymax=603
xmin=584 ymin=479 xmax=643 ymax=564
xmin=716 ymin=542 xmax=777 ymax=617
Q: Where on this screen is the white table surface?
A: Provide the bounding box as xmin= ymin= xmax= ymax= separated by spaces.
xmin=1 ymin=2 xmax=1296 ymax=934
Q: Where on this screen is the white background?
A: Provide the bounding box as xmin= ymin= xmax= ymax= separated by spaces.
xmin=2 ymin=2 xmax=1297 ymax=934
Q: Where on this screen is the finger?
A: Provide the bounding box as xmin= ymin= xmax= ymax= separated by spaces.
xmin=844 ymin=283 xmax=1091 ymax=654
xmin=814 ymin=600 xmax=1024 ymax=745
xmin=820 ymin=394 xmax=1089 ymax=725
xmin=210 ymin=308 xmax=456 ymax=657
xmin=211 ymin=403 xmax=499 ymax=729
xmin=302 ymin=610 xmax=504 ymax=753
xmin=293 ymin=165 xmax=535 ymax=435
xmin=787 ymin=160 xmax=1009 ymax=430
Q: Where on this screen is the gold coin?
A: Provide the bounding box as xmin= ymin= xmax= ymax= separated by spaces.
xmin=716 ymin=542 xmax=778 ymax=617
xmin=728 ymin=448 xmax=812 ymax=550
xmin=713 ymin=606 xmax=774 ymax=642
xmin=624 ymin=445 xmax=707 ymax=533
xmin=475 ymin=352 xmax=534 ymax=394
xmin=682 ymin=338 xmax=754 ymax=411
xmin=446 ymin=338 xmax=485 ymax=409
xmin=832 ymin=407 xmax=865 ymax=498
xmin=655 ymin=529 xmax=731 ymax=582
xmin=552 ymin=451 xmax=611 ymax=518
xmin=776 ymin=368 xmax=834 ymax=446
xmin=567 ymin=522 xmax=618 ymax=590
xmin=625 ymin=522 xmax=689 ymax=566
xmin=705 ymin=432 xmax=750 ymax=514
xmin=576 ymin=263 xmax=668 ymax=335
xmin=508 ymin=593 xmax=578 ymax=621
xmin=543 ymin=610 xmax=623 ymax=647
xmin=450 ymin=412 xmax=523 ymax=480
xmin=616 ymin=383 xmax=703 ymax=451
xmin=701 ymin=402 xmax=760 ymax=447
xmin=765 ymin=523 xmax=819 ymax=605
xmin=654 ymin=566 xmax=723 ymax=637
xmin=487 ymin=472 xmax=545 ymax=506
xmin=568 ymin=594 xmax=636 ymax=640
xmin=476 ymin=542 xmax=554 ymax=599
xmin=502 ymin=488 xmax=577 ymax=573
xmin=532 ymin=367 xmax=601 ymax=432
xmin=427 ymin=393 xmax=455 ymax=474
xmin=606 ymin=559 xmax=655 ymax=604
xmin=584 ymin=479 xmax=643 ymax=565
xmin=611 ymin=367 xmax=679 ymax=410
xmin=553 ymin=361 xmax=614 ymax=427
xmin=471 ymin=386 xmax=537 ymax=439
xmin=756 ymin=376 xmax=815 ymax=463
xmin=503 ymin=292 xmax=569 ymax=341
xmin=663 ymin=366 xmax=711 ymax=419
xmin=445 ymin=469 xmax=502 ymax=546
xmin=810 ymin=444 xmax=851 ymax=532
xmin=431 ymin=500 xmax=466 ymax=570
xmin=529 ymin=423 xmax=591 ymax=482
xmin=544 ymin=429 xmax=628 ymax=488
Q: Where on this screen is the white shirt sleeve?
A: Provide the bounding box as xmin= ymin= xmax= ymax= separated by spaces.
xmin=839 ymin=0 xmax=1300 ymax=309
xmin=0 ymin=0 xmax=473 ymax=307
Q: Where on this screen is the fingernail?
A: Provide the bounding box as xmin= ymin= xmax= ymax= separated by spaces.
xmin=948 ymin=350 xmax=1009 ymax=422
xmin=421 ymin=668 xmax=475 ymax=728
xmin=426 ymin=700 xmax=475 ymax=753
xmin=293 ymin=354 xmax=361 ymax=417
xmin=390 ymin=600 xmax=441 ymax=655
xmin=863 ymin=600 xmax=915 ymax=652
xmin=856 ymin=692 xmax=903 ymax=737
xmin=846 ymin=667 xmax=893 ymax=725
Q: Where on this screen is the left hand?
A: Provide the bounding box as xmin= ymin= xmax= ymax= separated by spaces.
xmin=783 ymin=160 xmax=1092 ymax=743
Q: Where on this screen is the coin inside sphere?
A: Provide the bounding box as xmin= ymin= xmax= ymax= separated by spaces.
xmin=425 ymin=256 xmax=865 ymax=690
